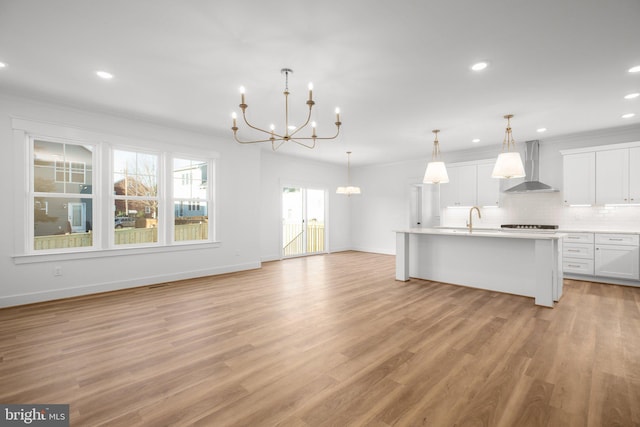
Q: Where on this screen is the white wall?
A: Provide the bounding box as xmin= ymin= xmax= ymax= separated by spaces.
xmin=349 ymin=158 xmax=430 ymax=254
xmin=259 ymin=150 xmax=351 ymax=261
xmin=1 ymin=93 xmax=262 ymax=307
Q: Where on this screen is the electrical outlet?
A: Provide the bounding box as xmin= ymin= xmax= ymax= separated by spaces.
xmin=54 ymin=266 xmax=62 ymax=276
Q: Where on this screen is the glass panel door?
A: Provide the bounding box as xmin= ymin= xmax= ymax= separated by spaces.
xmin=68 ymin=202 xmax=86 ymax=233
xmin=305 ymin=189 xmax=325 ymax=254
xmin=282 ymin=187 xmax=325 ymax=257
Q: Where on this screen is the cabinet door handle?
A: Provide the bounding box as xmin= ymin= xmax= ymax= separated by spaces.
xmin=567 ymin=236 xmax=581 ymax=239
xmin=608 ymin=238 xmax=623 ymax=241
xmin=567 ymin=249 xmax=580 ymax=252
xmin=568 ymin=264 xmax=581 ymax=268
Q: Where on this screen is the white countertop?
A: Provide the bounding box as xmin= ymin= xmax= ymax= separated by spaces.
xmin=396 ymin=228 xmax=566 ymax=240
xmin=558 ymin=228 xmax=640 ymax=235
xmin=432 ymin=226 xmax=640 ymax=235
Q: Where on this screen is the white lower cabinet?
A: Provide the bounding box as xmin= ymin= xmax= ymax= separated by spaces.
xmin=594 ymin=233 xmax=640 ymax=280
xmin=563 ymin=233 xmax=594 ymax=275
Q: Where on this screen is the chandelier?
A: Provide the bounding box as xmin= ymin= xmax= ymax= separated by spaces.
xmin=423 ymin=129 xmax=449 ymax=184
xmin=492 ymin=114 xmax=526 ymax=179
xmin=336 ymin=151 xmax=361 ymax=196
xmin=231 ymin=68 xmax=342 ymax=151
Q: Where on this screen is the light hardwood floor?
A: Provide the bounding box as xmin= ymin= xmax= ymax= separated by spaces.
xmin=1 ymin=251 xmax=639 ymax=426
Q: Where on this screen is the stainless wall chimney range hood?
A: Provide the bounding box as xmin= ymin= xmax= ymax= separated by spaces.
xmin=503 ymin=140 xmax=558 ymax=193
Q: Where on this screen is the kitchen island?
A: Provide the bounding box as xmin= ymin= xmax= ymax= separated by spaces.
xmin=395 ymin=228 xmax=565 ymax=307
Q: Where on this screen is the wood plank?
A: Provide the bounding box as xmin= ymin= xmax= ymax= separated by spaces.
xmin=0 ymin=251 xmax=638 ymax=426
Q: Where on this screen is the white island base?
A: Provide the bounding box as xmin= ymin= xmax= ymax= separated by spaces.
xmin=396 ymin=229 xmax=564 ymax=307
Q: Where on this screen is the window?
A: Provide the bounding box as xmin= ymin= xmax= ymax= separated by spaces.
xmin=31 ymin=138 xmax=95 ymax=250
xmin=113 ymin=149 xmax=159 ymax=245
xmin=173 ymin=158 xmax=209 ymax=242
xmin=16 ymin=118 xmax=217 ymax=256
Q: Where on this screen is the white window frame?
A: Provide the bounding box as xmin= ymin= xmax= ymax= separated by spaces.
xmin=11 ymin=117 xmax=219 ymax=264
xmin=29 ymin=134 xmax=98 ymax=254
xmin=110 ymin=146 xmax=163 ymax=248
xmin=170 ymin=155 xmax=214 ymax=245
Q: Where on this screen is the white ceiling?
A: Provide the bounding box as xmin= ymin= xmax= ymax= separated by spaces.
xmin=1 ymin=0 xmax=639 ymax=166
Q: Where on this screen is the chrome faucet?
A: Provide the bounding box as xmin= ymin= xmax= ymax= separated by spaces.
xmin=467 ymin=206 xmax=481 ymax=233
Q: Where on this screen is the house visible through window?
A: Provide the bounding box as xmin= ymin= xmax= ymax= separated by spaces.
xmin=113 ymin=149 xmax=159 ymax=245
xmin=32 ymin=138 xmax=94 ymax=249
xmin=173 ymin=158 xmax=209 ymax=242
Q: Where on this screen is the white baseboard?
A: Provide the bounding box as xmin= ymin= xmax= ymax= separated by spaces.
xmin=349 ymin=245 xmax=395 ymax=256
xmin=0 ymin=261 xmax=261 ymax=308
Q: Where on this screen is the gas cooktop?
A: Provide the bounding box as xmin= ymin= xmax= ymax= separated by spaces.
xmin=500 ymin=224 xmax=559 ymax=230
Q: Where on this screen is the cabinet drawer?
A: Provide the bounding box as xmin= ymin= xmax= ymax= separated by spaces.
xmin=595 ymin=234 xmax=639 ymax=246
xmin=563 ymin=243 xmax=594 ymax=259
xmin=563 ymin=259 xmax=594 ymax=275
xmin=563 ymin=233 xmax=594 ymax=243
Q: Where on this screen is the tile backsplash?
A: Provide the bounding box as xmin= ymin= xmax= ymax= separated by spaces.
xmin=440 ymin=192 xmax=640 ymax=231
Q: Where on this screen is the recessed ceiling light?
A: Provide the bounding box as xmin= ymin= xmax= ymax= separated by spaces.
xmin=472 ymin=138 xmax=480 ymax=143
xmin=0 ymin=62 xmax=6 ymax=68
xmin=624 ymin=93 xmax=639 ymax=99
xmin=621 ymin=113 xmax=635 ymax=119
xmin=629 ymin=65 xmax=640 ymax=73
xmin=96 ymin=70 xmax=113 ymax=80
xmin=536 ymin=128 xmax=547 ymax=133
xmin=471 ymin=62 xmax=488 ymax=71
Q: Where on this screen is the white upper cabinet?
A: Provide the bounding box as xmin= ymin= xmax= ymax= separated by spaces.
xmin=562 ymin=141 xmax=640 ymax=206
xmin=439 ymin=160 xmax=499 ymax=208
xmin=440 ymin=164 xmax=477 ymax=207
xmin=595 ymin=147 xmax=640 ymax=205
xmin=476 ymin=162 xmax=500 ymax=207
xmin=629 ymin=147 xmax=640 ymax=203
xmin=563 ymin=152 xmax=595 ymax=205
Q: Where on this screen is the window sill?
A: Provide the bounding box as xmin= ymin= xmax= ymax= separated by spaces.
xmin=12 ymin=241 xmax=222 ymax=265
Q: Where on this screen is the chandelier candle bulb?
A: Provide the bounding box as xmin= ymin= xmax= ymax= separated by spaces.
xmin=308 ymin=83 xmax=313 ymax=101
xmin=239 ymin=86 xmax=246 ymax=105
xmin=231 ymin=112 xmax=237 ymax=127
xmin=335 ymin=107 xmax=340 ymax=122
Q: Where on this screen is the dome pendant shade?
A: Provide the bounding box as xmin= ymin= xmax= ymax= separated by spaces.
xmin=423 ymin=129 xmax=449 ymax=184
xmin=423 ymin=161 xmax=449 ymax=184
xmin=492 ymin=114 xmax=526 ymax=179
xmin=492 ymin=152 xmax=525 ymax=178
xmin=336 ymin=151 xmax=361 ymax=196
xmin=336 ymin=186 xmax=361 ymax=195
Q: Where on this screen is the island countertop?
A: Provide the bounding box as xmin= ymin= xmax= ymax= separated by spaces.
xmin=395 ymin=227 xmax=567 ymax=240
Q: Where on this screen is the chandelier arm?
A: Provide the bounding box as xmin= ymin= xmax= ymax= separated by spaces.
xmin=301 ymin=125 xmax=341 ymax=140
xmin=288 ymin=105 xmax=313 ymax=138
xmin=290 ymin=138 xmax=317 ymax=149
xmin=240 ymin=110 xmax=286 ymax=139
xmin=271 ymin=139 xmax=287 ymax=151
xmin=233 ymin=133 xmax=281 ymax=145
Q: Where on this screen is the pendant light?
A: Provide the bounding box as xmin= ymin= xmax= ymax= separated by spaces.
xmin=336 ymin=151 xmax=361 ymax=196
xmin=492 ymin=114 xmax=526 ymax=179
xmin=423 ymin=129 xmax=449 ymax=184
